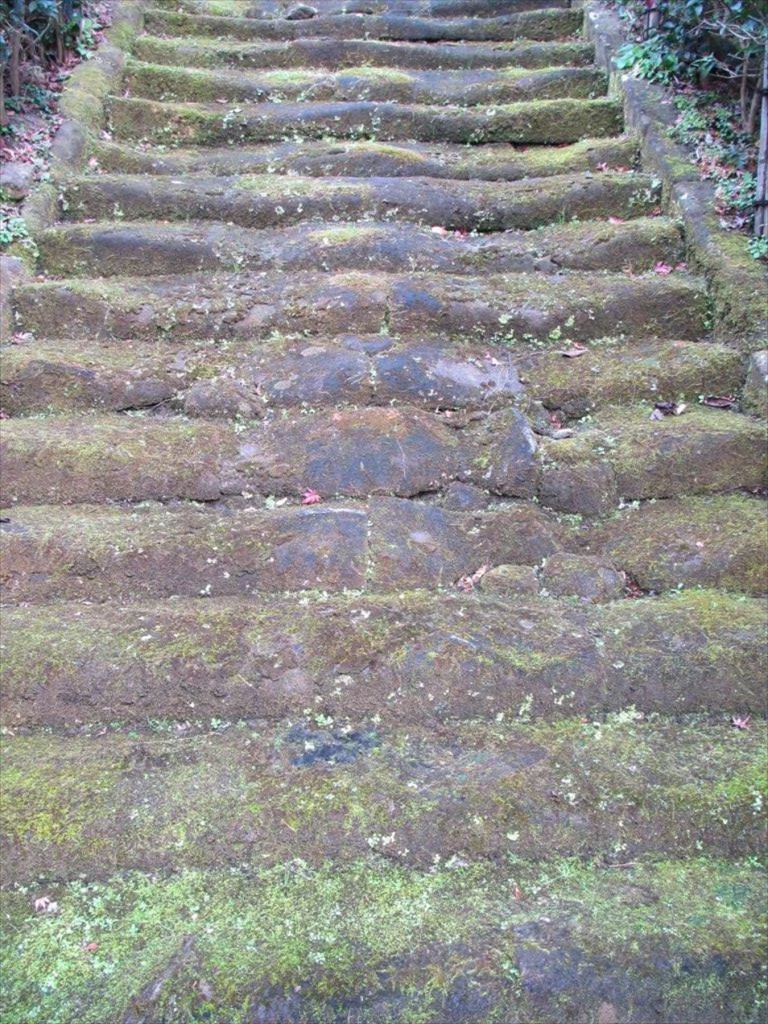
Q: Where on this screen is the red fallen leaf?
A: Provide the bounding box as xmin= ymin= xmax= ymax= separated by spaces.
xmin=596 ymin=162 xmax=609 ymax=172
xmin=608 ymin=216 xmax=625 ymax=225
xmin=654 ymin=262 xmax=673 ymax=275
xmin=559 ymin=345 xmax=588 ymax=358
xmin=302 ymin=488 xmax=322 ymax=505
xmin=513 ymin=885 xmax=523 ymax=900
xmin=457 ymin=564 xmax=489 ymax=592
xmin=83 ymin=942 xmax=99 ymax=953
xmin=675 ymin=262 xmax=688 ymax=271
xmin=731 ymin=715 xmax=751 ymax=730
xmin=702 ymin=395 xmax=736 ymax=408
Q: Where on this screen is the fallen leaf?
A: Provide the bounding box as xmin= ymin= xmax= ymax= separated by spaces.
xmin=430 ymin=226 xmax=450 ymax=236
xmin=559 ymin=345 xmax=588 ymax=358
xmin=654 ymin=262 xmax=673 ymax=275
xmin=597 ymin=1002 xmax=620 ymax=1024
xmin=83 ymin=942 xmax=99 ymax=953
xmin=513 ymin=885 xmax=523 ymax=900
xmin=34 ymin=896 xmax=58 ymax=914
xmin=198 ymin=979 xmax=214 ymax=1000
xmin=608 ymin=216 xmax=626 ymax=225
xmin=650 ymin=401 xmax=687 ymax=419
xmin=702 ymin=395 xmax=736 ymax=408
xmin=457 ymin=564 xmax=489 ymax=592
xmin=731 ymin=714 xmax=751 ymax=730
xmin=302 ymin=488 xmax=322 ymax=505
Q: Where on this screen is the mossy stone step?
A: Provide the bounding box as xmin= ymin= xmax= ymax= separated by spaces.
xmin=38 ymin=216 xmax=679 ymax=279
xmin=523 ymin=338 xmax=745 ymax=416
xmin=171 ymin=0 xmax=574 ymax=16
xmin=4 ymin=406 xmax=759 ymax=508
xmin=0 ymin=407 xmax=541 ymax=504
xmin=133 ymin=34 xmax=596 ymax=73
xmin=124 ymin=58 xmax=606 ymax=107
xmin=2 ymin=857 xmax=764 ymax=1023
xmin=537 ymin=405 xmax=767 ymax=513
xmin=58 ymin=170 xmax=657 ymax=234
xmin=3 ymin=493 xmax=764 ymax=602
xmin=2 ymin=718 xmax=765 ymax=884
xmin=143 ymin=6 xmax=583 ymax=42
xmin=1 ymin=590 xmax=765 ymax=727
xmin=107 ymin=94 xmax=623 ymax=147
xmin=91 ymin=135 xmax=639 ymax=180
xmin=2 ymin=334 xmax=732 ymax=423
xmin=12 ymin=269 xmax=706 ymax=342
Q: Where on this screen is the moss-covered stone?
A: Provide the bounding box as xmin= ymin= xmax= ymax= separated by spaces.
xmin=1 ymin=590 xmax=765 ymax=727
xmin=0 ymin=856 xmax=764 ymax=1023
xmin=1 ymin=717 xmax=765 ymax=884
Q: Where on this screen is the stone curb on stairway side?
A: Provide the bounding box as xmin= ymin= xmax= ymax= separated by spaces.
xmin=582 ymin=0 xmax=768 ymax=368
xmin=0 ymin=1 xmax=149 ymax=339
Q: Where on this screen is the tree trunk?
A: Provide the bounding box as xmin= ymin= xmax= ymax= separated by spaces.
xmin=755 ymin=45 xmax=768 ymax=236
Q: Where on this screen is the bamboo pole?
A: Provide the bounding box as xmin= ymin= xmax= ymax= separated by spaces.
xmin=755 ymin=44 xmax=768 ymax=236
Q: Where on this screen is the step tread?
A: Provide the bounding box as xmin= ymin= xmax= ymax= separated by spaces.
xmin=2 ymin=590 xmax=765 ymax=728
xmin=124 ymin=56 xmax=606 ymax=105
xmin=143 ymin=6 xmax=583 ymax=43
xmin=107 ymin=93 xmax=624 ymax=146
xmin=2 ymin=856 xmax=763 ymax=1023
xmin=2 ymin=717 xmax=764 ymax=883
xmin=90 ymin=135 xmax=639 ymax=179
xmin=12 ymin=267 xmax=707 ymax=342
xmin=1 ymin=405 xmax=763 ymax=506
xmin=2 ymin=493 xmax=764 ymax=602
xmin=37 ymin=214 xmax=681 ymax=278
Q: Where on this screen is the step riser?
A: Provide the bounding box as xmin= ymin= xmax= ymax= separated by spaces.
xmin=12 ymin=273 xmax=707 ymax=344
xmin=144 ymin=8 xmax=584 ymax=43
xmin=125 ymin=61 xmax=607 ymax=107
xmin=133 ymin=35 xmax=597 ymax=72
xmin=2 ymin=593 xmax=765 ymax=727
xmin=92 ymin=136 xmax=639 ymax=180
xmin=3 ymin=496 xmax=765 ymax=603
xmin=59 ymin=173 xmax=656 ymax=234
xmin=3 ymin=720 xmax=764 ymax=884
xmin=108 ymin=95 xmax=623 ymax=146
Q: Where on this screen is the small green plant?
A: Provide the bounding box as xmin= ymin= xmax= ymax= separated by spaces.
xmin=748 ymin=235 xmax=768 ymax=261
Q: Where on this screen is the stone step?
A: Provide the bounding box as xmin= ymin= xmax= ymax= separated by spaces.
xmin=91 ymin=135 xmax=639 ymax=180
xmin=107 ymin=94 xmax=623 ymax=146
xmin=171 ymin=0 xmax=575 ymax=16
xmin=133 ymin=33 xmax=596 ymax=71
xmin=12 ymin=269 xmax=706 ymax=343
xmin=3 ymin=857 xmax=764 ymax=1024
xmin=143 ymin=6 xmax=583 ymax=42
xmin=58 ymin=171 xmax=656 ymax=235
xmin=124 ymin=58 xmax=606 ymax=107
xmin=537 ymin=406 xmax=767 ymax=514
xmin=0 ymin=336 xmax=738 ymax=429
xmin=2 ymin=590 xmax=765 ymax=727
xmin=2 ymin=718 xmax=764 ymax=885
xmin=523 ymin=338 xmax=744 ymax=416
xmin=1 ymin=406 xmax=762 ymax=507
xmin=0 ymin=335 xmax=735 ymax=425
xmin=39 ymin=216 xmax=678 ymax=279
xmin=2 ymin=494 xmax=764 ymax=603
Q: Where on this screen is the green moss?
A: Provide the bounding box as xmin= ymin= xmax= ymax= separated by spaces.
xmin=0 ymin=857 xmax=763 ymax=1023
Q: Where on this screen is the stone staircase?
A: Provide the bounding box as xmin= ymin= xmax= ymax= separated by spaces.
xmin=1 ymin=2 xmax=766 ymax=1022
